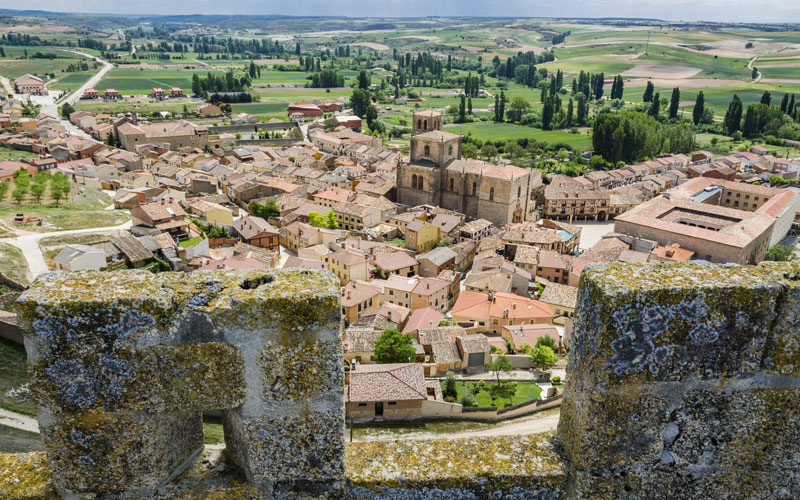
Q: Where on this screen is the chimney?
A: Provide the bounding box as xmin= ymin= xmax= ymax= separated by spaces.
xmin=512 ymin=303 xmax=516 ymax=310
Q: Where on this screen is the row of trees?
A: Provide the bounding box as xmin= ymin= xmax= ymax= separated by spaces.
xmin=191 ymin=70 xmax=251 ymax=97
xmin=593 ymin=111 xmax=696 ymax=164
xmin=0 ymin=169 xmax=71 ymax=205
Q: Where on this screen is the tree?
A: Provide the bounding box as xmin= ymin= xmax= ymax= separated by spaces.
xmin=59 ymin=102 xmax=74 ymax=119
xmin=467 ymin=97 xmax=473 ymax=115
xmin=668 ymin=87 xmax=680 ymax=119
xmin=365 ymin=104 xmax=378 ymax=128
xmin=692 ymin=91 xmax=705 ymax=125
xmin=485 ymin=354 xmax=514 ymax=385
xmin=458 ymin=94 xmax=466 ymax=123
xmin=350 ymin=88 xmax=371 ymax=118
xmin=648 ymin=93 xmax=661 ymax=117
xmin=724 ymin=95 xmax=743 ymax=134
xmin=480 ymin=143 xmax=498 ymax=160
xmin=50 ymin=186 xmax=63 ymax=206
xmin=11 ymin=186 xmax=25 ymax=205
xmin=765 ymin=244 xmax=795 ymax=262
xmin=769 ymin=174 xmax=788 ymax=186
xmin=642 ymin=81 xmax=654 ymax=103
xmin=443 ymin=371 xmax=457 ymax=399
xmin=30 ymin=182 xmax=45 ymax=204
xmin=575 ymin=92 xmax=588 ymax=126
xmin=192 ymin=73 xmax=201 ymax=96
xmin=530 ymin=345 xmax=557 ymax=370
xmin=357 ymin=70 xmax=370 ymax=90
xmin=541 ymin=96 xmax=554 ymax=130
xmin=535 ymin=336 xmax=557 ymax=351
xmin=462 ymin=142 xmax=478 ymax=158
xmin=507 ymin=96 xmax=530 ymax=123
xmin=760 ymin=91 xmax=771 ymax=105
xmin=566 ymin=98 xmax=574 ymax=127
xmin=0 ymin=179 xmax=9 ymax=202
xmin=308 ymin=211 xmax=328 ymax=228
xmin=373 ymin=328 xmax=416 ymax=363
xmin=327 ymin=210 xmax=338 ymax=229
xmin=248 ymin=199 xmax=280 ymax=219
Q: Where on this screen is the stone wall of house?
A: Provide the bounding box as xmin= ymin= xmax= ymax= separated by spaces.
xmin=16 ymin=268 xmax=344 ymax=499
xmin=559 ymin=261 xmax=800 ymax=500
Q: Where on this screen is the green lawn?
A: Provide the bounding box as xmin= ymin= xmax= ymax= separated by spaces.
xmin=179 ymin=236 xmax=203 ymax=248
xmin=203 ymin=422 xmax=224 ymax=445
xmin=0 ymin=147 xmax=38 ymax=161
xmin=0 ymin=338 xmax=33 ymax=416
xmin=443 ymin=380 xmax=542 ymax=410
xmin=443 ymin=122 xmax=592 ymax=150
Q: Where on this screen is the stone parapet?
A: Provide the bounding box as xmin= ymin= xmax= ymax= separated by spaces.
xmin=16 ymin=269 xmax=344 ymax=498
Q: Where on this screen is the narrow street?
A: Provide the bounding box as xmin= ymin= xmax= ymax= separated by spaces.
xmin=351 ymin=409 xmax=560 ymax=442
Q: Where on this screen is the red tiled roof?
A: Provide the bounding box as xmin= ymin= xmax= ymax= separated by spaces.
xmin=348 ymin=363 xmax=427 ymax=402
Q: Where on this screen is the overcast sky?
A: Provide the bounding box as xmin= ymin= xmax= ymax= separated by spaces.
xmin=23 ymin=1 xmax=800 ymax=24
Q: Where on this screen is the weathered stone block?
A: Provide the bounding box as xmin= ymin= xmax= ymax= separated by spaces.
xmin=570 ymin=262 xmax=782 ymax=387
xmin=223 ymin=405 xmax=345 ymax=496
xmin=28 ymin=343 xmax=246 ymax=413
xmin=38 ymin=409 xmax=202 ymax=495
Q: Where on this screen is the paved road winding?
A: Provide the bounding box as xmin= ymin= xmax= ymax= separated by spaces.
xmin=1 ymin=220 xmax=132 ymax=282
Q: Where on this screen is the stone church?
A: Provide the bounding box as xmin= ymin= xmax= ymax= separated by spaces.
xmin=397 ymin=110 xmax=540 ymax=226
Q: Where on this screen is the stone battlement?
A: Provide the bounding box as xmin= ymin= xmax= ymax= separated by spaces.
xmin=3 ymin=262 xmax=799 ymax=499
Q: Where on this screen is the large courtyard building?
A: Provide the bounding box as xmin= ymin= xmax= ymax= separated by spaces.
xmin=614 ymin=177 xmax=799 ymax=264
xmin=397 ymin=111 xmax=540 ymax=226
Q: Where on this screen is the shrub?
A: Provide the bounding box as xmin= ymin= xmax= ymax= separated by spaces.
xmin=552 ymin=376 xmax=561 ymax=384
xmin=443 ymin=371 xmax=458 ymax=399
xmin=459 ymin=389 xmax=476 ymax=407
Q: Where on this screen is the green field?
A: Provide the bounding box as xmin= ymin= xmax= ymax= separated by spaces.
xmin=96 ymin=67 xmax=209 ymax=94
xmin=444 ymin=122 xmax=593 ymax=150
xmin=48 ymin=71 xmax=96 ymax=91
xmin=0 ymin=58 xmax=84 ymax=79
xmin=230 ymin=102 xmax=289 ymax=114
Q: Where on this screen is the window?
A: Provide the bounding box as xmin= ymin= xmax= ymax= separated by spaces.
xmin=517 ymin=186 xmax=521 ymax=198
xmin=419 ymin=178 xmax=424 ymax=190
xmin=388 ymin=402 xmax=397 ymax=406
xmin=492 ymin=319 xmax=499 ymax=325
xmin=489 ymin=187 xmax=494 ymax=201
xmin=358 ymin=403 xmax=367 ymax=407
xmin=450 ymin=178 xmax=454 ymax=191
xmin=417 ymin=119 xmax=421 ymax=129
xmin=424 ymin=145 xmax=430 ymax=156
xmin=448 ymin=145 xmax=453 ymax=155
xmin=472 ymin=182 xmax=477 ymax=195
xmin=412 ymin=174 xmax=417 ymax=189
xmin=424 ymin=120 xmax=428 ymax=130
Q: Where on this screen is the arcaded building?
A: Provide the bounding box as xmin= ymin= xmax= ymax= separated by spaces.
xmin=397 ymin=111 xmax=540 ymax=226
